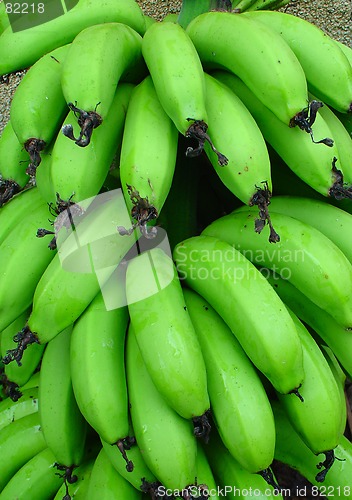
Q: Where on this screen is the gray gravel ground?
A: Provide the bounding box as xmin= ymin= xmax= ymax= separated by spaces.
xmin=0 ymin=0 xmax=351 ymax=135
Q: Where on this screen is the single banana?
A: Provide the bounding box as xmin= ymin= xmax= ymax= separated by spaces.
xmin=41 ymin=82 xmax=134 ymax=207
xmin=126 ymin=324 xmax=199 ymax=493
xmin=264 ymin=272 xmax=352 ymax=380
xmin=70 ymin=271 xmax=132 ymax=470
xmin=186 ymin=11 xmax=313 ymax=130
xmin=183 ymin=287 xmax=276 ymax=475
xmin=243 ymin=10 xmax=352 ymax=114
xmin=0 ymin=447 xmax=63 ymax=500
xmin=0 ymin=412 xmax=46 ymax=492
xmin=203 ymin=209 xmax=352 ymax=328
xmin=0 ymin=310 xmax=44 ymax=390
xmin=0 ymin=200 xmax=56 ymax=333
xmin=39 ymin=326 xmax=87 ymax=477
xmin=0 ymin=120 xmax=30 ymax=205
xmin=87 ymin=447 xmax=143 ymax=500
xmin=272 ymin=399 xmax=352 ymax=489
xmin=125 ymin=248 xmax=210 ymax=427
xmin=264 ymin=195 xmax=352 ymax=263
xmin=0 ymin=386 xmax=38 ymax=431
xmin=213 ymin=71 xmax=350 ymax=200
xmin=0 ymin=0 xmax=146 ymax=75
xmin=10 ymin=44 xmax=70 ymax=175
xmin=119 ymin=75 xmax=178 ymax=234
xmin=61 ymin=23 xmax=144 ymax=146
xmin=2 ymin=190 xmax=136 ymax=366
xmin=204 ymin=429 xmax=281 ymax=498
xmin=277 ymin=309 xmax=343 ymax=481
xmin=173 ymin=235 xmax=304 ymax=395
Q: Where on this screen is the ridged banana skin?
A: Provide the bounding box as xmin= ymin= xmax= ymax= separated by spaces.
xmin=39 ymin=326 xmax=87 ymax=467
xmin=0 ymin=387 xmax=38 ymax=431
xmin=119 ymin=75 xmax=178 ymax=214
xmin=204 ymin=430 xmax=280 ymax=499
xmin=263 ymin=195 xmax=352 ymax=264
xmin=203 ymin=210 xmax=352 ymax=328
xmin=0 ymin=186 xmax=44 ymax=247
xmin=243 ymin=10 xmax=352 ymax=114
xmin=213 ymin=70 xmax=340 ymax=197
xmin=70 ymin=281 xmax=129 ymax=445
xmin=265 ymin=274 xmax=352 ymax=380
xmin=0 ymin=0 xmax=146 ymax=76
xmin=10 ymin=44 xmax=69 ymax=147
xmin=272 ymin=400 xmax=352 ymax=491
xmin=1 ymin=311 xmax=45 ymax=387
xmin=26 ymin=192 xmax=135 ymax=344
xmin=126 ymin=248 xmax=210 ymax=419
xmin=277 ymin=310 xmax=342 ymax=454
xmin=186 ymin=11 xmax=308 ymax=125
xmin=173 ymin=236 xmax=304 ymax=395
xmin=0 ymin=412 xmax=46 ymax=492
xmin=53 ymin=455 xmax=96 ymax=500
xmin=61 ymin=23 xmax=143 ymax=120
xmin=0 ymin=447 xmax=63 ymax=500
xmin=126 ymin=324 xmax=198 ymax=490
xmin=46 ymin=83 xmax=134 ymax=205
xmin=183 ymin=288 xmax=276 ymax=473
xmin=0 ymin=201 xmax=56 ymax=333
xmin=101 ymin=436 xmax=157 ymax=491
xmin=142 ymin=21 xmax=208 ymax=134
xmin=203 ymin=73 xmax=272 ymax=204
xmin=0 ymin=120 xmax=29 ymax=189
xmin=87 ymin=448 xmax=143 ymax=500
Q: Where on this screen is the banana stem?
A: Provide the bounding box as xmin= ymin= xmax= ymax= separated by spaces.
xmin=185 ymin=119 xmax=228 ymax=166
xmin=0 ymin=373 xmax=22 ymax=401
xmin=62 ymin=102 xmax=103 ymax=147
xmin=315 ymin=450 xmax=336 ymax=482
xmin=329 ymin=157 xmax=352 ymax=200
xmin=0 ymin=179 xmax=21 ymax=207
xmin=249 ymin=182 xmax=280 ymax=243
xmin=24 ymin=137 xmax=46 ymax=176
xmin=116 ymin=436 xmax=136 ymax=472
xmin=1 ymin=326 xmax=39 ymax=367
xmin=193 ymin=409 xmax=212 ymax=443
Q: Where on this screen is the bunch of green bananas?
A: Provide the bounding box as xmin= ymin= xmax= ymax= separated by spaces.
xmin=1 ymin=0 xmax=352 ymax=497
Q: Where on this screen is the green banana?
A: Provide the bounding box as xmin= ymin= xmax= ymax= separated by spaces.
xmin=41 ymin=82 xmax=134 ymax=206
xmin=53 ymin=455 xmax=96 ymax=500
xmin=186 ymin=11 xmax=312 ymax=129
xmin=193 ymin=443 xmax=219 ymax=500
xmin=202 ymin=72 xmax=274 ymax=224
xmin=183 ymin=287 xmax=276 ymax=475
xmin=0 ymin=120 xmax=30 ymax=205
xmin=204 ymin=429 xmax=281 ymax=498
xmin=0 ymin=185 xmax=44 ymax=246
xmin=0 ymin=412 xmax=46 ymax=492
xmin=61 ymin=23 xmax=144 ymax=146
xmin=0 ymin=386 xmax=38 ymax=431
xmin=213 ymin=71 xmax=350 ymax=199
xmin=87 ymin=447 xmax=143 ymax=499
xmin=0 ymin=0 xmax=146 ymax=76
xmin=2 ymin=190 xmax=136 ymax=365
xmin=173 ymin=235 xmax=304 ymax=395
xmin=277 ymin=309 xmax=343 ymax=480
xmin=0 ymin=447 xmax=63 ymax=499
xmin=264 ymin=195 xmax=352 ymax=264
xmin=125 ymin=248 xmax=210 ymax=425
xmin=203 ymin=209 xmax=352 ymax=328
xmin=10 ymin=44 xmax=70 ymax=175
xmin=19 ymin=371 xmax=40 ymax=392
xmin=126 ymin=324 xmax=199 ymax=493
xmin=0 ymin=1 xmax=10 ymax=35
xmin=70 ymin=272 xmax=132 ymax=468
xmin=39 ymin=326 xmax=87 ymax=475
xmin=272 ymin=399 xmax=352 ymax=489
xmin=335 ymin=40 xmax=352 ymax=67
xmin=0 ymin=310 xmax=45 ymax=388
xmin=264 ymin=273 xmax=352 ymax=380
xmin=243 ymin=10 xmax=352 ymax=114
xmin=0 ymin=200 xmax=56 ymax=333
xmin=119 ymin=75 xmax=178 ymax=233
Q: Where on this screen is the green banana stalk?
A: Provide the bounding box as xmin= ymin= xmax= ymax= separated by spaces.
xmin=126 ymin=324 xmax=199 ymax=493
xmin=0 ymin=0 xmax=146 ymax=76
xmin=183 ymin=287 xmax=276 ymax=475
xmin=1 ymin=447 xmax=64 ymax=499
xmin=203 ymin=209 xmax=352 ymax=328
xmin=173 ymin=235 xmax=304 ymax=395
xmin=61 ymin=23 xmax=144 ymax=146
xmin=125 ymin=248 xmax=210 ymax=425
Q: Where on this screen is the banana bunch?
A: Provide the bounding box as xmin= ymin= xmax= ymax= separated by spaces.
xmin=1 ymin=0 xmax=352 ymax=497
